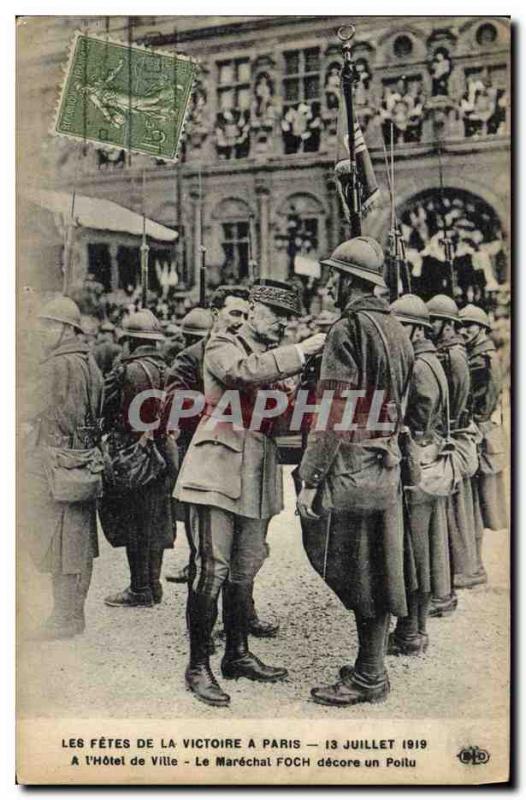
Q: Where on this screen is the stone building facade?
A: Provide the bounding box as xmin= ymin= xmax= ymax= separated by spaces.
xmin=18 ymin=15 xmax=511 ymax=302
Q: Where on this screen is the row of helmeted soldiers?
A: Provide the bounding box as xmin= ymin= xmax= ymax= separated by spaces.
xmin=25 ymin=235 xmax=507 ymax=709
xmin=388 ymin=292 xmax=506 ymax=642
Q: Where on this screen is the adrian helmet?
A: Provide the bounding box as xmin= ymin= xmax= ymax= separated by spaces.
xmin=180 ymin=307 xmax=213 ymax=338
xmin=121 ymin=309 xmax=165 ymax=341
xmin=390 ymin=294 xmax=432 ymax=330
xmin=321 ymin=236 xmax=386 ymax=288
xmin=37 ymin=296 xmax=84 ymax=332
xmin=426 ymin=294 xmax=460 ymax=323
xmin=459 ymin=304 xmax=491 ymax=330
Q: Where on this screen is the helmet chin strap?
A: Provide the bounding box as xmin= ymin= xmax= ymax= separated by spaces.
xmin=336 ymin=277 xmax=346 ymax=310
xmin=56 ymin=323 xmax=68 ymax=349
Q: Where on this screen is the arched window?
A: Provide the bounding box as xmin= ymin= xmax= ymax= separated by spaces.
xmin=399 ymin=188 xmax=505 ymax=302
xmin=476 ymin=23 xmax=498 ymax=46
xmin=275 ymin=193 xmax=325 ymax=277
xmin=393 ymin=34 xmax=413 ymax=59
xmin=212 ymin=198 xmax=252 ymax=280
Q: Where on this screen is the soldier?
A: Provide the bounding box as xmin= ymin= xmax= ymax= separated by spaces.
xmin=92 ymin=321 xmax=122 ymax=375
xmin=460 ymin=304 xmax=507 ymax=559
xmin=24 ymin=297 xmax=104 ymax=639
xmin=389 ymin=295 xmax=452 ymax=655
xmin=160 ymin=322 xmax=185 ymax=366
xmin=164 ymin=287 xmax=249 ymax=586
xmin=180 ymin=307 xmax=213 ymax=349
xmin=297 ymin=237 xmax=414 ymax=706
xmin=100 ymin=310 xmax=175 ymax=608
xmin=427 ymin=295 xmax=481 ymax=613
xmin=174 ymin=279 xmax=325 ymax=707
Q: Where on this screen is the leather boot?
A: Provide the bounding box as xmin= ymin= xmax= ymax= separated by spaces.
xmin=429 ymin=592 xmax=458 ymax=617
xmin=221 ymin=582 xmax=287 ymax=682
xmin=185 ymin=590 xmax=230 ymax=707
xmin=165 ymin=564 xmax=190 ymax=584
xmin=387 ymin=631 xmax=427 ymax=656
xmin=387 ymin=594 xmax=424 ymax=655
xmin=247 ymin=583 xmax=279 ymax=637
xmin=104 ymin=587 xmax=154 ymax=607
xmin=454 ymin=572 xmax=486 ymax=589
xmin=339 ymin=612 xmax=389 ymax=684
xmin=149 ymin=549 xmax=164 ymax=604
xmin=312 ymin=669 xmax=390 ymax=706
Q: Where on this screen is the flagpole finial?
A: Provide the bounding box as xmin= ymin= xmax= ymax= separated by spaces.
xmin=337 ymin=24 xmax=355 ymax=42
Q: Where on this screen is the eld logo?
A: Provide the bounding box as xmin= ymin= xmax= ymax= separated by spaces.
xmin=457 ymin=746 xmax=491 ymax=766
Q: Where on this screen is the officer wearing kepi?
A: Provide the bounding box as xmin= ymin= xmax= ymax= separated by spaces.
xmin=389 ymin=295 xmax=452 ymax=655
xmin=175 ymin=279 xmax=325 ymax=707
xmin=297 ymin=237 xmax=413 ymax=707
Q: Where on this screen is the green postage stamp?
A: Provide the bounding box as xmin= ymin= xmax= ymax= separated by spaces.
xmin=54 ymin=33 xmax=197 ymax=160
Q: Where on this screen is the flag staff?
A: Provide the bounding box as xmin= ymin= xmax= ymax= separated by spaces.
xmin=198 ymin=163 xmax=207 ymax=306
xmin=382 ymin=121 xmax=411 ymax=301
xmin=247 ymin=212 xmax=258 ymax=282
xmin=338 ymin=24 xmax=362 ymax=238
xmin=140 ymin=168 xmax=149 ymax=308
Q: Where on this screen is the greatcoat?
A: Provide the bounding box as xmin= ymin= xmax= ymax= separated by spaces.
xmin=23 ymin=340 xmax=104 ymax=574
xmin=98 ymin=345 xmax=174 ymax=550
xmin=403 ymin=338 xmax=451 ymax=599
xmin=299 ymin=295 xmax=414 ymax=619
xmin=435 ymin=329 xmax=478 ymax=578
xmin=467 ymin=333 xmax=507 ymax=530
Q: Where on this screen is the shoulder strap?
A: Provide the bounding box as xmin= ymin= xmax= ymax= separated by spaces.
xmin=136 ymin=358 xmax=157 ymax=392
xmin=77 ymin=354 xmax=98 ymax=425
xmin=417 ymin=352 xmax=451 ymax=439
xmin=359 ymin=311 xmax=411 ymax=428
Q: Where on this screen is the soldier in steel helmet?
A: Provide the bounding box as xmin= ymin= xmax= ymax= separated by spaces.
xmin=99 ymin=309 xmax=175 ymax=608
xmin=426 ymin=295 xmax=481 ymax=612
xmin=459 ymin=304 xmax=507 ymax=547
xmin=389 ymin=294 xmax=452 ymax=655
xmin=174 ymin=279 xmax=325 ymax=707
xmin=180 ymin=306 xmax=214 ymax=348
xmin=297 ymin=237 xmax=414 ymax=707
xmin=23 ymin=296 xmax=104 ymax=639
xmin=92 ymin=321 xmax=122 ymax=375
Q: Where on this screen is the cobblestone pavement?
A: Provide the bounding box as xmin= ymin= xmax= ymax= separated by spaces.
xmin=18 ymin=468 xmax=509 ymax=721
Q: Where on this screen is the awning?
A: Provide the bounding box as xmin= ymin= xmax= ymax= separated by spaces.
xmin=26 ymin=189 xmax=178 ymax=243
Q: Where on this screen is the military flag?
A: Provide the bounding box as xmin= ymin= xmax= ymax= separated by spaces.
xmin=335 ymin=98 xmax=380 ymax=225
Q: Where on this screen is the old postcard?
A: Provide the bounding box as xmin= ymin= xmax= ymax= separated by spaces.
xmin=16 ymin=14 xmax=511 ymax=785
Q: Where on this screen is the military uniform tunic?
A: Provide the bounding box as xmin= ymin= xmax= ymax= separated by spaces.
xmin=175 ymin=323 xmax=304 ymax=597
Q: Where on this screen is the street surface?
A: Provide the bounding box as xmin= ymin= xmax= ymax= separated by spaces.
xmin=19 ymin=468 xmax=509 ymax=721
